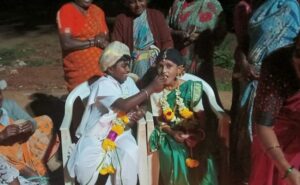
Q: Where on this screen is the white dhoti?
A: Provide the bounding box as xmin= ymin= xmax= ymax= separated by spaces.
xmin=67 ymin=130 xmax=138 ymax=185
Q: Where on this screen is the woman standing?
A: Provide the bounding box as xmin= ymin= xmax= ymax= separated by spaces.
xmin=149 ymin=49 xmax=230 ymax=185
xmin=247 ymin=0 xmax=300 ymax=185
xmin=167 ymin=0 xmax=226 ymax=105
xmin=112 ymin=0 xmax=173 ymax=78
xmin=57 ymin=0 xmax=109 ymax=91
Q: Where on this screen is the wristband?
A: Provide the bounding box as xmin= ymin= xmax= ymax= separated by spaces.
xmin=266 ymin=145 xmax=280 ymax=152
xmin=282 ymin=166 xmax=294 ymax=179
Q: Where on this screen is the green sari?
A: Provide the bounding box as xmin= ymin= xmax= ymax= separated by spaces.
xmin=150 ymin=80 xmax=218 ymax=185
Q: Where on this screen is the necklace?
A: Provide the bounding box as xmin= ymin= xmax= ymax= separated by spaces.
xmin=160 ymin=86 xmax=194 ymax=126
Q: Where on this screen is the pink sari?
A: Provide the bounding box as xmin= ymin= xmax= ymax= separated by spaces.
xmin=249 ymin=91 xmax=300 ymax=185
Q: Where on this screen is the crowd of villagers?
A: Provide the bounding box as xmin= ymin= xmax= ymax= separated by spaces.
xmin=1 ymin=0 xmax=300 ymax=185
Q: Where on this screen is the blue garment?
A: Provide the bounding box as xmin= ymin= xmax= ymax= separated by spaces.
xmin=1 ymin=99 xmax=36 ymax=128
xmin=132 ymin=10 xmax=159 ymax=77
xmin=248 ymin=0 xmax=300 ymax=70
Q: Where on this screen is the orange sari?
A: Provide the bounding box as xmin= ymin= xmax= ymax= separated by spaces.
xmin=0 ymin=116 xmax=57 ymax=176
xmin=57 ymin=3 xmax=108 ymax=91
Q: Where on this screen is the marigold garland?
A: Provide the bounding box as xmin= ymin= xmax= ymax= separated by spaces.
xmin=160 ymin=87 xmax=199 ymax=168
xmin=98 ymin=112 xmax=129 ymax=174
xmin=160 ymin=88 xmax=194 ymax=125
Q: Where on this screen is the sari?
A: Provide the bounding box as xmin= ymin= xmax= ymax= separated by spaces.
xmin=0 ymin=115 xmax=56 ymax=177
xmin=232 ymin=1 xmax=300 ymax=181
xmin=150 ymin=80 xmax=218 ymax=185
xmin=168 ymin=0 xmax=222 ymax=73
xmin=249 ymin=91 xmax=300 ymax=185
xmin=57 ymin=3 xmax=108 ymax=91
xmin=132 ymin=10 xmax=160 ymax=77
xmin=249 ymin=45 xmax=300 ymax=185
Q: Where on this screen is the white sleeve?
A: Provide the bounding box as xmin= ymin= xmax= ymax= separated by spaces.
xmin=126 ymin=77 xmax=140 ymax=95
xmin=95 ymin=80 xmax=122 ymax=109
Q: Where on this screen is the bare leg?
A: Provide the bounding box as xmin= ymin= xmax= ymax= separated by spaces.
xmin=8 ymin=178 xmax=20 ymax=185
xmin=19 ymin=166 xmax=39 ymax=178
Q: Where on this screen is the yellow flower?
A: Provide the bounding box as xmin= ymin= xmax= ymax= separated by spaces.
xmin=102 ymin=138 xmax=116 ymax=151
xmin=106 ymin=165 xmax=115 ymax=174
xmin=111 ymin=125 xmax=124 ymax=135
xmin=99 ymin=165 xmax=115 ymax=175
xmin=186 ymin=158 xmax=199 ymax=168
xmin=99 ymin=168 xmax=108 ymax=175
xmin=163 ymin=108 xmax=175 ymax=121
xmin=180 ymin=108 xmax=193 ymax=119
xmin=120 ymin=115 xmax=129 ymax=124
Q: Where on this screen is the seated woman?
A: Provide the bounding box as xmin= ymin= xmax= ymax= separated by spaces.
xmin=149 ymin=49 xmax=230 ymax=185
xmin=0 ymin=80 xmax=59 ymax=184
xmin=112 ymin=0 xmax=173 ymax=78
xmin=67 ymin=41 xmax=165 ymax=185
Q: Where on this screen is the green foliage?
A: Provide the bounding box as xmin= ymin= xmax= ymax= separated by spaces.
xmin=213 ymin=33 xmax=236 ymax=70
xmin=0 ymin=45 xmax=51 ymax=66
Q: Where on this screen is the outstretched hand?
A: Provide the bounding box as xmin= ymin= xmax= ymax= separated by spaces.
xmin=147 ymin=75 xmax=165 ymax=93
xmin=171 ymin=130 xmax=186 ymax=143
xmin=127 ymin=105 xmax=145 ymax=123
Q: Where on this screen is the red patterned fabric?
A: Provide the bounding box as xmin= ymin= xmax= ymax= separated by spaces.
xmin=249 ymin=91 xmax=300 ymax=185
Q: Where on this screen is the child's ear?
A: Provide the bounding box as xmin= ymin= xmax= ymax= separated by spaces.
xmin=177 ymin=65 xmax=185 ymax=76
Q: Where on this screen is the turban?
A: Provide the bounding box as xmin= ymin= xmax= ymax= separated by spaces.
xmin=99 ymin=41 xmax=131 ymax=71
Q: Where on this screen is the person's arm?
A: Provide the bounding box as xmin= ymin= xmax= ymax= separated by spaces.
xmin=58 ymin=31 xmax=108 ymax=52
xmin=257 ymin=125 xmax=300 ymax=184
xmin=56 ymin=5 xmax=108 ymax=52
xmin=4 ymin=100 xmax=36 ymax=131
xmin=111 ymin=76 xmax=165 ymax=113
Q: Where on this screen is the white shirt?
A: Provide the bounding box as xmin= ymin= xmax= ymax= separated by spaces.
xmin=76 ymin=75 xmax=139 ymax=138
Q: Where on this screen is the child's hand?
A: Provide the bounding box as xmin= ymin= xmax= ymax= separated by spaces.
xmin=171 ymin=130 xmax=186 ymax=143
xmin=185 ymin=134 xmax=198 ymax=148
xmin=128 ymin=106 xmax=145 ymax=123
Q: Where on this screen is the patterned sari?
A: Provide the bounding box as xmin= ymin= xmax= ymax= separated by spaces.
xmin=168 ymin=0 xmax=222 ymax=73
xmin=150 ymin=80 xmax=218 ymax=185
xmin=0 ymin=116 xmax=56 ymax=177
xmin=57 ymin=3 xmax=108 ymax=91
xmin=132 ymin=10 xmax=159 ymax=77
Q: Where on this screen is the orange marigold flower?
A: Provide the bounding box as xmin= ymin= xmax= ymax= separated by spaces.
xmin=117 ymin=112 xmax=126 ymax=117
xmin=186 ymin=158 xmax=200 ymax=168
xmin=163 ymin=108 xmax=174 ymax=121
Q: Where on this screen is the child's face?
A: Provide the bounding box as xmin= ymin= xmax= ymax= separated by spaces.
xmin=157 ymin=59 xmax=183 ymax=86
xmin=108 ymin=60 xmax=130 ymax=84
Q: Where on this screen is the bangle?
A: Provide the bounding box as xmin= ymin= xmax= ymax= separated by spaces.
xmin=141 ymin=89 xmax=149 ymax=99
xmin=266 ymin=145 xmax=280 ymax=152
xmin=282 ymin=166 xmax=294 ymax=179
